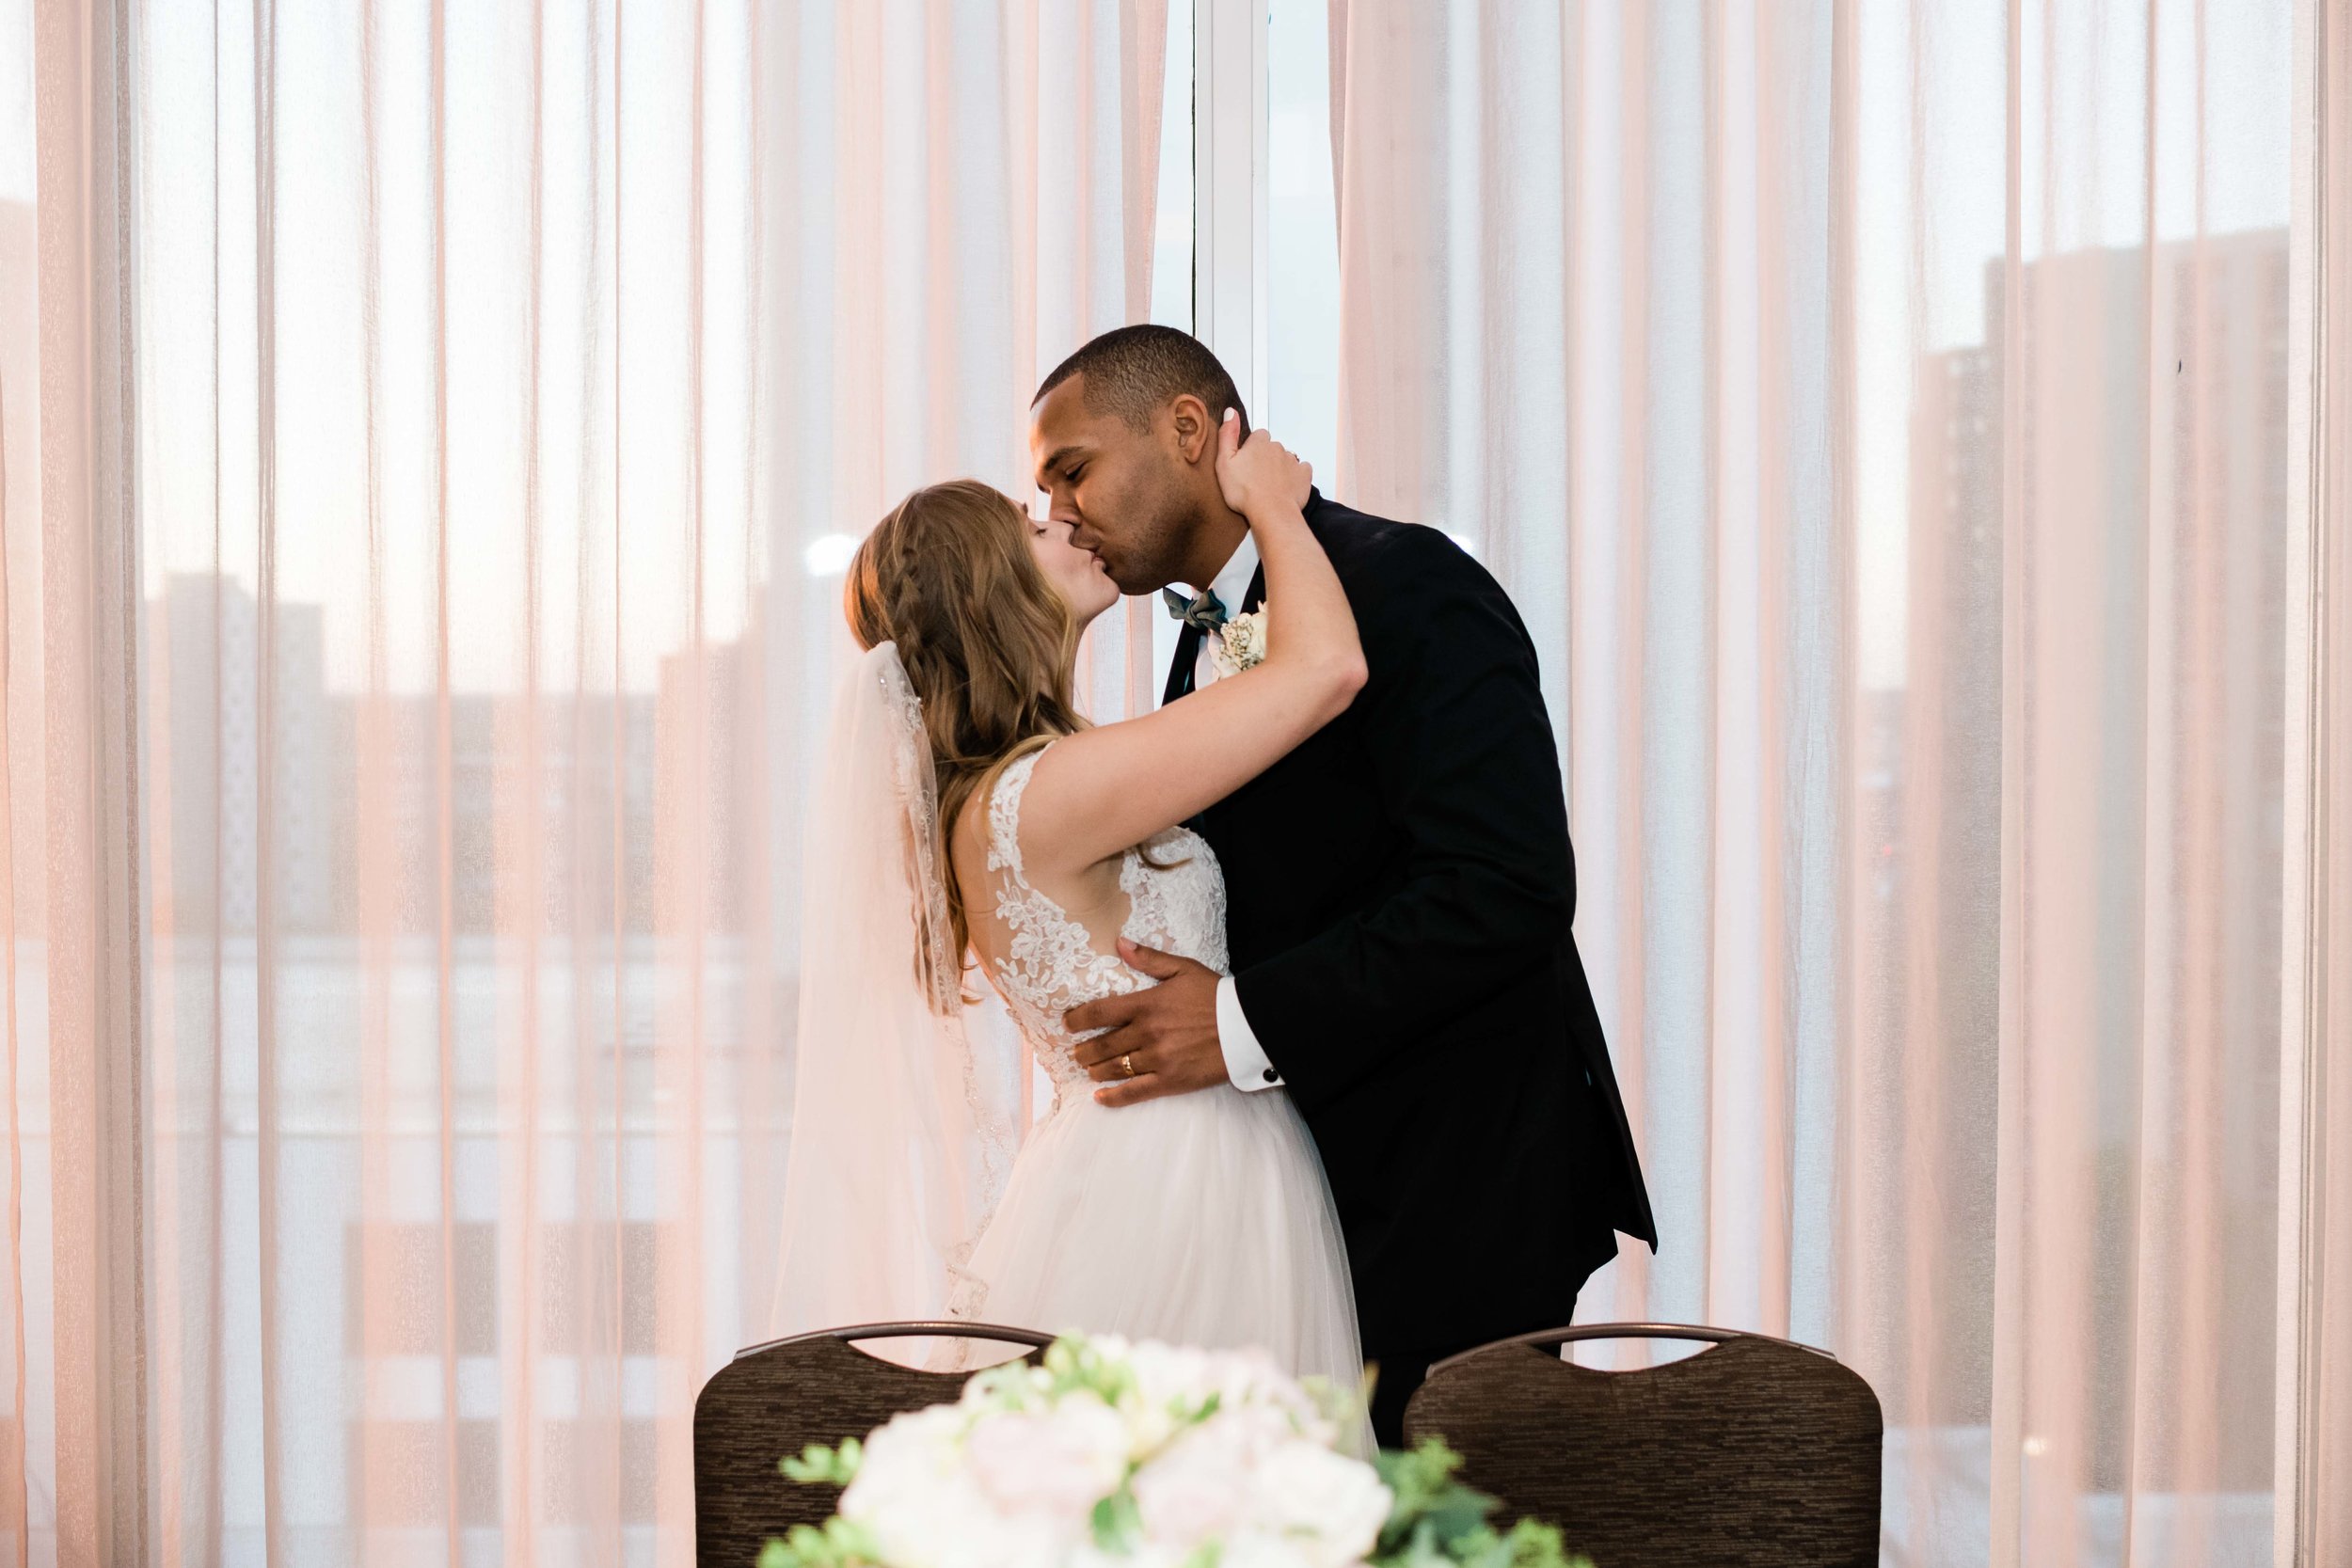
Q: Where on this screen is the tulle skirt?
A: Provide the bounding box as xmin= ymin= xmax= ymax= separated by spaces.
xmin=947 ymin=1082 xmax=1365 ymax=1402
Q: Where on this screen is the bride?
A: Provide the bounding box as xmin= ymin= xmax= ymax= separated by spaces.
xmin=770 ymin=413 xmax=1366 ymax=1399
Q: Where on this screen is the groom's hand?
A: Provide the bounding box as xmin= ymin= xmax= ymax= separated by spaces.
xmin=1064 ymin=940 xmax=1229 ymax=1108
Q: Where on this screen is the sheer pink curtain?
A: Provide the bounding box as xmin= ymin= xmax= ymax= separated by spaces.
xmin=2296 ymin=4 xmax=2352 ymax=1560
xmin=6 ymin=0 xmax=1165 ymax=1561
xmin=1330 ymin=2 xmax=2308 ymax=1563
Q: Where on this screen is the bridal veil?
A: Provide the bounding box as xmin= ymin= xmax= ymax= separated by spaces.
xmin=768 ymin=642 xmax=1026 ymax=1341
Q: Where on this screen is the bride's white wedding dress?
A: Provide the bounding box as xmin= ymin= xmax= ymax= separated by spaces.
xmin=945 ymin=745 xmax=1363 ymax=1391
xmin=770 ymin=644 xmax=1359 ymax=1405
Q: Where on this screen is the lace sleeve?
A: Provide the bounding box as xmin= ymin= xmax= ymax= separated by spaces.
xmin=972 ymin=744 xmax=1132 ymax=1060
xmin=986 ymin=747 xmax=1047 ymax=883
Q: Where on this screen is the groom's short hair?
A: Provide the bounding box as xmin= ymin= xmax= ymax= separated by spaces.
xmin=1034 ymin=325 xmax=1249 ymax=436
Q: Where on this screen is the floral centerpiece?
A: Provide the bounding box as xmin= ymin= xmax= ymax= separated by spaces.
xmin=759 ymin=1334 xmax=1591 ymax=1568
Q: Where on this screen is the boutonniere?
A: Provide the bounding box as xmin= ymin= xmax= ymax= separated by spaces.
xmin=1209 ymin=605 xmax=1269 ymax=677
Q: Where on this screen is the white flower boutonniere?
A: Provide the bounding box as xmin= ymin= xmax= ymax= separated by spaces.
xmin=1210 ymin=605 xmax=1269 ymax=678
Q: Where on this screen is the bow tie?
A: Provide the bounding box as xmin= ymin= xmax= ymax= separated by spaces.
xmin=1162 ymin=586 xmax=1230 ymax=636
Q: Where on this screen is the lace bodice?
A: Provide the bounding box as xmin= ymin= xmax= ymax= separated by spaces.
xmin=974 ymin=747 xmax=1230 ymax=1105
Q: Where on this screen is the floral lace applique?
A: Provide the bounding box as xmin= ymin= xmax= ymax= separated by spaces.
xmin=976 ymin=747 xmax=1229 ymax=1105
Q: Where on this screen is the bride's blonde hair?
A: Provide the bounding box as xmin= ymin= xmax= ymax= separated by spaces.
xmin=846 ymin=480 xmax=1088 ymax=969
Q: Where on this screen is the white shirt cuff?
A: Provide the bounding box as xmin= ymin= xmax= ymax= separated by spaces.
xmin=1216 ymin=975 xmax=1284 ymax=1091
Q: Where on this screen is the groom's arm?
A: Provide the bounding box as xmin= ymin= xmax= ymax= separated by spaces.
xmin=1066 ymin=525 xmax=1576 ymax=1110
xmin=1230 ymin=529 xmax=1577 ymax=1107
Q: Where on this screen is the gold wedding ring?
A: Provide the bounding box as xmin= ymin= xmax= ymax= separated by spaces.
xmin=1119 ymin=1053 xmax=1137 ymax=1079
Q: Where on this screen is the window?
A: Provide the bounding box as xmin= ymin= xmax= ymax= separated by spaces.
xmin=1264 ymin=0 xmax=1340 ymax=485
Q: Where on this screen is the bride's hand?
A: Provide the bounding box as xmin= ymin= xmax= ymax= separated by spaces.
xmin=1214 ymin=410 xmax=1311 ymax=520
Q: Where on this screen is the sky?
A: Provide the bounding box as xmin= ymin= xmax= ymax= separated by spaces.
xmin=0 ymin=0 xmax=24 ymax=206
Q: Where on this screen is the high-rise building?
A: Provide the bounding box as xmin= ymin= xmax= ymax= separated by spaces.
xmin=150 ymin=575 xmax=333 ymax=933
xmin=1898 ymin=230 xmax=2289 ymax=1493
xmin=656 ymin=636 xmax=755 ymax=936
xmin=321 ymin=684 xmax=661 ymax=939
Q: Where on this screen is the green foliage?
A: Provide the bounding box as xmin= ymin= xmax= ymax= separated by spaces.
xmin=960 ymin=1333 xmax=1141 ymax=1418
xmin=1089 ymin=1485 xmax=1144 ymax=1553
xmin=1041 ymin=1334 xmax=1142 ymax=1407
xmin=778 ymin=1437 xmax=864 ymax=1487
xmin=1369 ymin=1439 xmax=1593 ymax=1568
xmin=1169 ymin=1387 xmax=1223 ymax=1428
xmin=755 ymin=1515 xmax=881 ymax=1568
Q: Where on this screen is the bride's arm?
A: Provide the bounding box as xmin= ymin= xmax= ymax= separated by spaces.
xmin=1015 ymin=412 xmax=1365 ymax=879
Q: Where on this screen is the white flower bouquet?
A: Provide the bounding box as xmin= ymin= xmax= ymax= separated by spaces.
xmin=760 ymin=1334 xmax=1591 ymax=1568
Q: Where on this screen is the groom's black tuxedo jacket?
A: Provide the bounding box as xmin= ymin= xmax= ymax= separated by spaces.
xmin=1171 ymin=492 xmax=1656 ymax=1357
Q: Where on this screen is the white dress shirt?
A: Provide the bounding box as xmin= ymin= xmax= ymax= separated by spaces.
xmin=1168 ymin=535 xmax=1285 ymax=1093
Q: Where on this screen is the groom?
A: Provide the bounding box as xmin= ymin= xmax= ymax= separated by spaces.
xmin=1039 ymin=325 xmax=1656 ymax=1447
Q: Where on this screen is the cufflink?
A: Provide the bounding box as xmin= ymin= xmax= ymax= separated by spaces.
xmin=1262 ymin=1068 xmax=1279 ymax=1084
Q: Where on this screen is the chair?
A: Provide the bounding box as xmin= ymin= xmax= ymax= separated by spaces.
xmin=693 ymin=1321 xmax=1054 ymax=1567
xmin=1401 ymin=1323 xmax=1882 ymax=1568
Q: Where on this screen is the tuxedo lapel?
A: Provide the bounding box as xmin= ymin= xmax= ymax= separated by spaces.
xmin=1163 ymin=622 xmax=1202 ymax=705
xmin=1242 ymin=563 xmax=1266 ymax=615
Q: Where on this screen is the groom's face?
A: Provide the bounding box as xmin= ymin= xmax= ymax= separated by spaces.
xmin=1030 ymin=377 xmax=1213 ymax=595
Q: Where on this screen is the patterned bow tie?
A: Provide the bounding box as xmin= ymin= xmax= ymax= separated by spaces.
xmin=1162 ymin=586 xmax=1229 ymax=636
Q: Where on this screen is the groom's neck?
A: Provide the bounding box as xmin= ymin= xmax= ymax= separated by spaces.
xmin=1179 ymin=502 xmax=1251 ymax=592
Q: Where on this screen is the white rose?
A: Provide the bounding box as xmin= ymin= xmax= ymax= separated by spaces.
xmin=1122 ymin=1341 xmax=1309 ymax=1452
xmin=894 ymin=1495 xmax=1072 ymax=1568
xmin=1122 ymin=1340 xmax=1210 ymax=1402
xmin=839 ymin=1405 xmax=965 ymax=1517
xmin=1244 ymin=1441 xmax=1391 ymax=1568
xmin=1213 ymin=1534 xmax=1325 ymax=1568
xmin=1072 ymin=1543 xmax=1190 ymax=1568
xmin=964 ymin=1396 xmax=1133 ymax=1517
xmin=866 ymin=1474 xmax=1084 ymax=1568
xmin=843 ymin=1410 xmax=1029 ymax=1568
xmin=1131 ymin=1422 xmax=1252 ymax=1546
xmin=1211 ymin=608 xmax=1270 ymax=676
xmin=1120 ymin=1340 xmax=1213 ymax=1450
xmin=844 ymin=1403 xmax=1114 ymax=1568
xmin=1228 ymin=1348 xmax=1326 ymax=1420
xmin=1212 ymin=1401 xmax=1312 ymax=1472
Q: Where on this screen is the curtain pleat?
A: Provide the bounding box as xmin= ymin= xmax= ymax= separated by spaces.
xmin=2296 ymin=3 xmax=2352 ymax=1560
xmin=28 ymin=0 xmax=149 ymax=1561
xmin=1331 ymin=3 xmax=2304 ymax=1563
xmin=4 ymin=0 xmax=1166 ymax=1560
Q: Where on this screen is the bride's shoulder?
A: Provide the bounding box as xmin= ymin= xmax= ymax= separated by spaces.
xmin=989 ymin=744 xmax=1053 ymax=821
xmin=996 ymin=743 xmax=1049 ymax=794
xmin=951 ymin=743 xmax=1056 ymax=879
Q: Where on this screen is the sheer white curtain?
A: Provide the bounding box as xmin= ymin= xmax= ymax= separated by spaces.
xmin=1328 ymin=2 xmax=2310 ymax=1563
xmin=5 ymin=0 xmax=1165 ymax=1561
